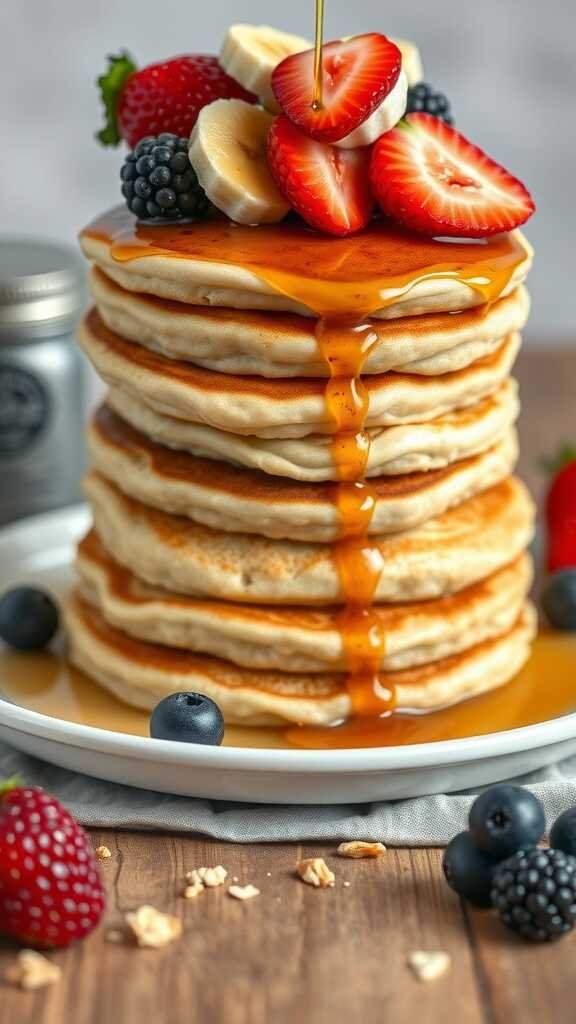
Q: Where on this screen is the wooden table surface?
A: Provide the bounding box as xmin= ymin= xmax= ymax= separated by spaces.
xmin=1 ymin=349 xmax=574 ymax=1023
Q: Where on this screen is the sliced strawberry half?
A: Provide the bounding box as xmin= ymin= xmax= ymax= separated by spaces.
xmin=267 ymin=115 xmax=373 ymax=236
xmin=370 ymin=113 xmax=535 ymax=237
xmin=271 ymin=33 xmax=401 ymax=144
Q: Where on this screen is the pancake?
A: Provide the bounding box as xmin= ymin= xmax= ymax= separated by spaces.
xmin=84 ymin=472 xmax=535 ymax=604
xmin=78 ymin=309 xmax=521 ymax=439
xmin=106 ymin=379 xmax=519 ymax=481
xmin=77 ymin=530 xmax=533 ymax=674
xmin=89 ymin=406 xmax=518 ymax=542
xmin=90 ymin=266 xmax=530 ymax=379
xmin=80 ymin=207 xmax=533 ymax=319
xmin=65 ymin=594 xmax=537 ymax=725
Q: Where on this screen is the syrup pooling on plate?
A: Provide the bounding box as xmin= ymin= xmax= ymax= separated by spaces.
xmin=3 ymin=632 xmax=576 ymax=748
xmin=83 ymin=209 xmax=529 ymax=724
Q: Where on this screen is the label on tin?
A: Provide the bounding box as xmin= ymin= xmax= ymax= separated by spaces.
xmin=0 ymin=365 xmax=50 ymax=454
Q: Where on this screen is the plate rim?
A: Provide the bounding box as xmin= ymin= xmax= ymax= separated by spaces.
xmin=2 ymin=503 xmax=576 ymax=775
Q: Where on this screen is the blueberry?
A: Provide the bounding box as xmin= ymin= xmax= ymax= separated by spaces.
xmin=0 ymin=587 xmax=59 ymax=651
xmin=542 ymin=570 xmax=576 ymax=630
xmin=469 ymin=784 xmax=545 ymax=858
xmin=149 ymin=692 xmax=224 ymax=745
xmin=442 ymin=831 xmax=500 ymax=907
xmin=551 ymin=807 xmax=576 ymax=856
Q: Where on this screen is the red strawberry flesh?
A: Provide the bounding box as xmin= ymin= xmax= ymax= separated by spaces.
xmin=0 ymin=784 xmax=105 ymax=948
xmin=271 ymin=33 xmax=401 ymax=143
xmin=546 ymin=458 xmax=576 ymax=571
xmin=101 ymin=54 xmax=256 ymax=148
xmin=370 ymin=112 xmax=535 ymax=238
xmin=267 ymin=114 xmax=373 ymax=236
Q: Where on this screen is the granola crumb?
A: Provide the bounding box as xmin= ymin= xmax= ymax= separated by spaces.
xmin=343 ymin=880 xmax=351 ymax=888
xmin=95 ymin=845 xmax=112 ymax=861
xmin=407 ymin=951 xmax=451 ymax=983
xmin=126 ymin=905 xmax=182 ymax=948
xmin=5 ymin=950 xmax=62 ymax=990
xmin=183 ymin=878 xmax=204 ymax=900
xmin=297 ymin=857 xmax=335 ymax=888
xmin=337 ymin=841 xmax=386 ymax=859
xmin=186 ymin=865 xmax=228 ymax=889
xmin=106 ymin=928 xmax=125 ymax=944
xmin=266 ymin=872 xmax=272 ymax=877
xmin=228 ymin=884 xmax=260 ymax=901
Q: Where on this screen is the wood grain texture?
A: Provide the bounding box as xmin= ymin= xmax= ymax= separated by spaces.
xmin=0 ymin=350 xmax=575 ymax=1022
xmin=0 ymin=837 xmax=485 ymax=1024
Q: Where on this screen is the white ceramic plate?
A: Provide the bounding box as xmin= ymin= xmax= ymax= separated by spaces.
xmin=1 ymin=505 xmax=576 ymax=804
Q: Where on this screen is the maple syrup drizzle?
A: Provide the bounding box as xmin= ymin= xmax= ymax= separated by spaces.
xmin=2 ymin=631 xmax=576 ymax=748
xmin=82 ymin=209 xmax=530 ymax=735
xmin=312 ymin=0 xmax=325 ymax=111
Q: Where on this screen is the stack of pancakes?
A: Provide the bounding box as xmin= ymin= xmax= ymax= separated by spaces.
xmin=67 ymin=208 xmax=537 ymax=730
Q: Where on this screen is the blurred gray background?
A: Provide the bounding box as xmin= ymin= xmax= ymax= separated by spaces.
xmin=1 ymin=0 xmax=574 ymax=343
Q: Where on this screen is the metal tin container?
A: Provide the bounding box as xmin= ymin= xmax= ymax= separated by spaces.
xmin=0 ymin=239 xmax=86 ymax=526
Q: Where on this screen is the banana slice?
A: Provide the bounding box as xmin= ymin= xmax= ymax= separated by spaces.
xmin=189 ymin=99 xmax=290 ymax=225
xmin=220 ymin=24 xmax=312 ymax=112
xmin=335 ymin=71 xmax=408 ymax=149
xmin=391 ymin=37 xmax=424 ymax=86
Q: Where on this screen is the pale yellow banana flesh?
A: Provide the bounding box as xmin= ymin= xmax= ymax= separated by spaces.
xmin=335 ymin=72 xmax=408 ymax=148
xmin=220 ymin=24 xmax=312 ymax=113
xmin=188 ymin=99 xmax=290 ymax=226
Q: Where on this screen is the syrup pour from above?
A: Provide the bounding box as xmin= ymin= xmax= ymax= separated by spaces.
xmin=83 ymin=208 xmax=530 ymax=732
xmin=312 ymin=0 xmax=325 ymax=111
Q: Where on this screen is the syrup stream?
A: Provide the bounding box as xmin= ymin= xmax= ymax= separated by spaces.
xmin=312 ymin=0 xmax=325 ymax=110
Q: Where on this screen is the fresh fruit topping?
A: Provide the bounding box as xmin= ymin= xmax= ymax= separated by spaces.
xmin=97 ymin=52 xmax=256 ymax=149
xmin=370 ymin=113 xmax=535 ymax=237
xmin=189 ymin=99 xmax=289 ymax=225
xmin=406 ymin=82 xmax=453 ymax=125
xmin=391 ymin=38 xmax=424 ymax=86
xmin=271 ymin=33 xmax=402 ymax=144
xmin=334 ymin=72 xmax=407 ymax=149
xmin=0 ymin=781 xmax=105 ymax=947
xmin=542 ymin=570 xmax=576 ymax=630
xmin=149 ymin=692 xmax=225 ymax=745
xmin=442 ymin=831 xmax=500 ymax=907
xmin=120 ymin=133 xmax=211 ymax=221
xmin=468 ymin=783 xmax=545 ymax=858
xmin=220 ymin=24 xmax=312 ymax=113
xmin=0 ymin=588 xmax=59 ymax=652
xmin=267 ymin=114 xmax=373 ymax=236
xmin=550 ymin=807 xmax=576 ymax=857
xmin=544 ymin=448 xmax=576 ymax=572
xmin=491 ymin=848 xmax=576 ymax=942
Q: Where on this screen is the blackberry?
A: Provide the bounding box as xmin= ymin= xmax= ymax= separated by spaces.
xmin=120 ymin=133 xmax=212 ymax=222
xmin=406 ymin=83 xmax=453 ymax=125
xmin=491 ymin=847 xmax=576 ymax=942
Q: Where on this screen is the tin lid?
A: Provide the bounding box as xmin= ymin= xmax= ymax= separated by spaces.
xmin=0 ymin=238 xmax=86 ymax=341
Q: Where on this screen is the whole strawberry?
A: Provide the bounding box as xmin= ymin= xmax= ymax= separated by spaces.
xmin=97 ymin=51 xmax=255 ymax=148
xmin=544 ymin=446 xmax=576 ymax=573
xmin=0 ymin=780 xmax=105 ymax=947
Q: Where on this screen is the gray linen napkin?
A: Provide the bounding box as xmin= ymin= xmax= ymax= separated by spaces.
xmin=2 ymin=740 xmax=576 ymax=845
